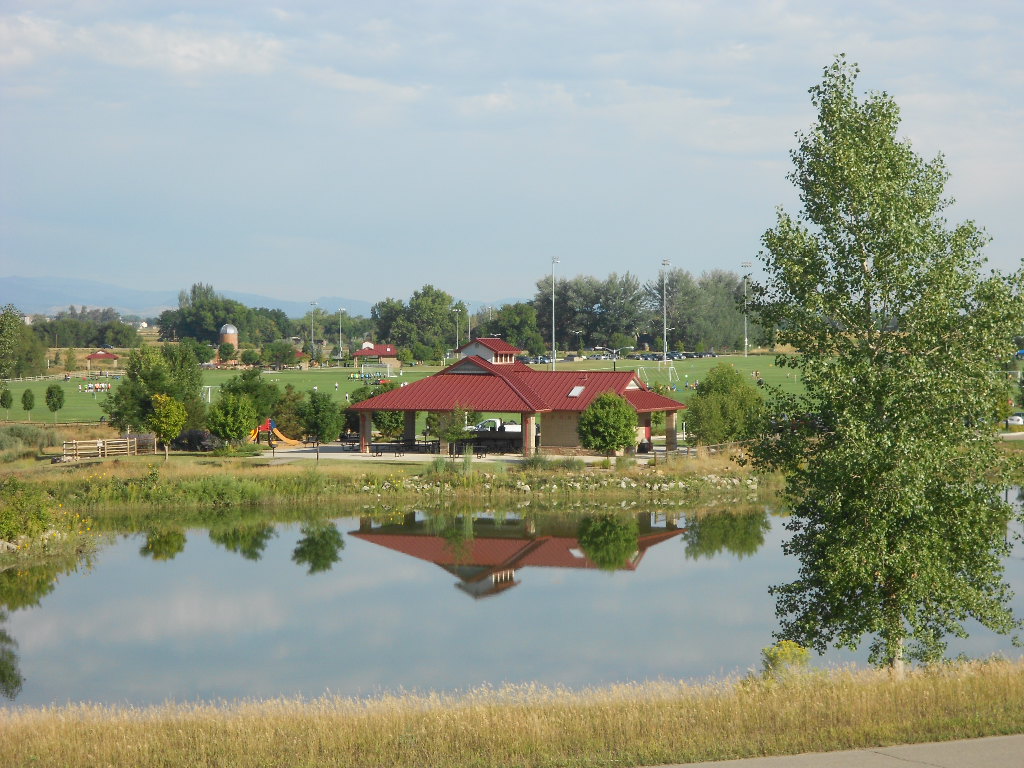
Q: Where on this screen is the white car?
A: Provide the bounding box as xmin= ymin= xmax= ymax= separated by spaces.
xmin=1007 ymin=413 xmax=1024 ymax=427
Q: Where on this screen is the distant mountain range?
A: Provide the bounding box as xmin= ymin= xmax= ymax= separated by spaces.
xmin=0 ymin=276 xmax=524 ymax=319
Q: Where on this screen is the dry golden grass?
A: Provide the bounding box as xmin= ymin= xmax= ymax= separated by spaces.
xmin=3 ymin=660 xmax=1022 ymax=768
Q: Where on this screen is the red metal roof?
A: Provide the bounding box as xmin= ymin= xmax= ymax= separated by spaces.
xmin=350 ymin=355 xmax=685 ymax=414
xmin=85 ymin=351 xmax=119 ymax=360
xmin=456 ymin=337 xmax=524 ymax=355
xmin=349 ymin=530 xmax=682 ymax=572
xmin=354 ymin=344 xmax=398 ymax=357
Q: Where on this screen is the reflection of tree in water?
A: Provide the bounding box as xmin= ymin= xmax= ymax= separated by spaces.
xmin=427 ymin=513 xmax=474 ymax=562
xmin=682 ymin=510 xmax=770 ymax=560
xmin=139 ymin=528 xmax=187 ymax=561
xmin=0 ymin=610 xmax=22 ymax=699
xmin=0 ymin=550 xmax=91 ymax=701
xmin=577 ymin=513 xmax=639 ymax=571
xmin=208 ymin=523 xmax=277 ymax=562
xmin=292 ymin=523 xmax=345 ymax=574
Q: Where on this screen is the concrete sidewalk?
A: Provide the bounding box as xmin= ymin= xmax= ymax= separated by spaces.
xmin=660 ymin=734 xmax=1024 ymax=767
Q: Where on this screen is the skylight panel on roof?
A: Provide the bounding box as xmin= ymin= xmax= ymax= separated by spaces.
xmin=568 ymin=385 xmax=585 ymax=397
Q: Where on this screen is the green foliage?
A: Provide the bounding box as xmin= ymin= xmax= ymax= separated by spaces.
xmin=220 ymin=369 xmax=280 ymax=420
xmin=751 ymin=56 xmax=1024 ymax=670
xmin=157 ymin=283 xmax=292 ymax=345
xmin=20 ymin=389 xmax=34 ymax=420
xmin=436 ymin=405 xmax=476 ymax=444
xmin=64 ymin=347 xmax=78 ymax=372
xmin=371 ymin=285 xmax=465 ymax=359
xmin=0 ymin=424 xmax=61 ymax=463
xmin=139 ymin=528 xmax=187 ymax=560
xmin=150 ymin=394 xmax=188 ymax=460
xmin=103 ymin=344 xmax=206 ymax=432
xmin=0 ymin=389 xmax=11 ymax=418
xmin=239 ymin=349 xmax=262 ymax=367
xmin=577 ymin=393 xmax=637 ymax=455
xmin=209 ymin=523 xmax=276 ymax=561
xmin=45 ymin=383 xmax=65 ymax=421
xmin=761 ymin=640 xmax=811 ymax=680
xmin=577 ymin=513 xmax=639 ymax=571
xmin=207 ymin=393 xmax=259 ymax=444
xmin=682 ymin=511 xmax=769 ymax=560
xmin=0 ymin=305 xmax=46 ymax=379
xmin=686 ymin=364 xmax=764 ymax=444
xmin=264 ymin=339 xmax=298 ymax=369
xmin=0 ymin=477 xmax=52 ymax=542
xmin=217 ymin=342 xmax=236 ymax=362
xmin=291 ymin=522 xmax=344 ymax=574
xmin=271 ymin=384 xmax=305 ymax=439
xmin=299 ymin=390 xmax=343 ymax=457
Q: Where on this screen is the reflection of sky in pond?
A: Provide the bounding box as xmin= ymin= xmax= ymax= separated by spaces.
xmin=5 ymin=504 xmax=1023 ymax=707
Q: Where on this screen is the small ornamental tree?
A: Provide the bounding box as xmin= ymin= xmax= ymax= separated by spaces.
xmin=217 ymin=342 xmax=236 ymax=363
xmin=240 ymin=349 xmax=262 ymax=367
xmin=686 ymin=363 xmax=765 ymax=444
xmin=577 ymin=513 xmax=639 ymax=571
xmin=207 ymin=392 xmax=259 ymax=445
xmin=299 ymin=389 xmax=343 ymax=460
xmin=150 ymin=393 xmax=187 ymax=461
xmin=64 ymin=347 xmax=78 ymax=372
xmin=577 ymin=392 xmax=637 ymax=455
xmin=44 ymin=383 xmax=65 ymax=423
xmin=20 ymin=390 xmax=34 ymax=422
xmin=0 ymin=389 xmax=11 ymax=420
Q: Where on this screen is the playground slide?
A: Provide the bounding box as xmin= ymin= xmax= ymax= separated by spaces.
xmin=271 ymin=428 xmax=303 ymax=446
xmin=248 ymin=429 xmax=260 ymax=443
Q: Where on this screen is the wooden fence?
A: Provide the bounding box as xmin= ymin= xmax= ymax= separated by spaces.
xmin=62 ymin=438 xmax=137 ymax=459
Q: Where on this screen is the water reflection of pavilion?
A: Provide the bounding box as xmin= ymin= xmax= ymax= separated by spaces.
xmin=351 ymin=513 xmax=682 ymax=598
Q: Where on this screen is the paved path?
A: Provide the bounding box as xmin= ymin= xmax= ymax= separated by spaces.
xmin=657 ymin=734 xmax=1024 ymax=767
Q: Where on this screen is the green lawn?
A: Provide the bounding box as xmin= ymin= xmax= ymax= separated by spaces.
xmin=0 ymin=354 xmax=797 ymax=424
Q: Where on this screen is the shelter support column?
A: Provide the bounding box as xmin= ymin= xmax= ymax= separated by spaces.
xmin=403 ymin=411 xmax=417 ymax=442
xmin=359 ymin=412 xmax=372 ymax=454
xmin=522 ymin=413 xmax=537 ymax=457
xmin=665 ymin=410 xmax=678 ymax=452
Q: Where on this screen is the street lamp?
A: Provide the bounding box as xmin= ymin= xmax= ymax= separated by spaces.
xmin=596 ymin=345 xmax=633 ymax=372
xmin=661 ymin=259 xmax=671 ymax=364
xmin=551 ymin=256 xmax=559 ymax=371
xmin=309 ymin=300 xmax=317 ymax=367
xmin=741 ymin=261 xmax=752 ymax=357
xmin=572 ymin=329 xmax=583 ymax=353
xmin=337 ymin=308 xmax=345 ymax=367
xmin=452 ymin=307 xmax=461 ymax=353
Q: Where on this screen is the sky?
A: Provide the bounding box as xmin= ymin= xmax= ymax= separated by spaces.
xmin=1 ymin=1 xmax=1022 ymax=307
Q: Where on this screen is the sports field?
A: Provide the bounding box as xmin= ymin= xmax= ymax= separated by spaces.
xmin=0 ymin=354 xmax=800 ymax=424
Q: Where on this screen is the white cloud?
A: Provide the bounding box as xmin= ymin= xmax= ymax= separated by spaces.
xmin=303 ymin=65 xmax=423 ymax=102
xmin=75 ymin=22 xmax=282 ymax=74
xmin=0 ymin=14 xmax=60 ymax=71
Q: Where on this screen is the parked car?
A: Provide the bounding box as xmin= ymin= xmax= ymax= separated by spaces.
xmin=1007 ymin=413 xmax=1024 ymax=426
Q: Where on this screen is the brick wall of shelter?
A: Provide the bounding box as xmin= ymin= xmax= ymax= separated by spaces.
xmin=541 ymin=411 xmax=581 ymax=448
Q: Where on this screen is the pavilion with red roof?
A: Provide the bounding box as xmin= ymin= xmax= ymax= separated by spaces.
xmin=349 ymin=338 xmax=684 ymax=456
xmin=350 ymin=513 xmax=683 ymax=598
xmin=353 ymin=342 xmax=401 ymax=367
xmin=84 ymin=350 xmax=120 ymax=371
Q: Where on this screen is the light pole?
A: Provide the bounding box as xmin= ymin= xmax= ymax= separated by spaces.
xmin=661 ymin=259 xmax=670 ymax=364
xmin=572 ymin=329 xmax=583 ymax=354
xmin=551 ymin=256 xmax=559 ymax=371
xmin=452 ymin=307 xmax=460 ymax=354
xmin=741 ymin=261 xmax=752 ymax=357
xmin=337 ymin=308 xmax=345 ymax=367
xmin=309 ymin=300 xmax=317 ymax=368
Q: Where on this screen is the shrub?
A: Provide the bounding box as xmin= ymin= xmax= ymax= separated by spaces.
xmin=0 ymin=477 xmax=52 ymax=542
xmin=577 ymin=393 xmax=637 ymax=455
xmin=171 ymin=429 xmax=223 ymax=452
xmin=761 ymin=640 xmax=811 ymax=680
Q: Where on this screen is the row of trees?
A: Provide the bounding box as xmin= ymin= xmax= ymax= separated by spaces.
xmin=28 ymin=306 xmax=141 ymax=350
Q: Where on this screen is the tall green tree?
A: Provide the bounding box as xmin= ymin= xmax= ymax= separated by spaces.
xmin=44 ymin=384 xmax=65 ymax=423
xmin=0 ymin=390 xmax=10 ymax=420
xmin=102 ymin=345 xmax=205 ymax=432
xmin=750 ymin=56 xmax=1024 ymax=674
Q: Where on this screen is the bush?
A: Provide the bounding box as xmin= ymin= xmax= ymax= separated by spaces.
xmin=0 ymin=425 xmax=60 ymax=462
xmin=171 ymin=429 xmax=223 ymax=452
xmin=0 ymin=477 xmax=52 ymax=542
xmin=761 ymin=640 xmax=811 ymax=680
xmin=577 ymin=393 xmax=638 ymax=455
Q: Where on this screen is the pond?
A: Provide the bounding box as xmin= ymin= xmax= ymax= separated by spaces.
xmin=2 ymin=498 xmax=1022 ymax=707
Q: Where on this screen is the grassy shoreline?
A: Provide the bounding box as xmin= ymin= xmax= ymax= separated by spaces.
xmin=3 ymin=659 xmax=1022 ymax=767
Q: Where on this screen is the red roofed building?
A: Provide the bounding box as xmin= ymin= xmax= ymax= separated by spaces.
xmin=353 ymin=341 xmax=401 ymax=368
xmin=351 ymin=513 xmax=682 ymax=598
xmin=455 ymin=337 xmax=524 ymax=365
xmin=349 ymin=342 xmax=684 ymax=456
xmin=84 ymin=350 xmax=120 ymax=371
